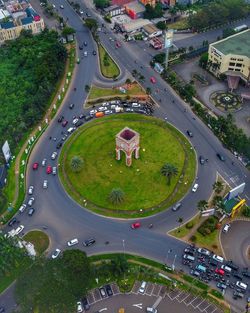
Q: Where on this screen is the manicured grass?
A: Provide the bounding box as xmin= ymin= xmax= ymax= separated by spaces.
xmin=169 ymin=214 xmax=201 ymax=238
xmin=193 ymin=229 xmax=219 ymax=252
xmin=23 ymin=231 xmax=49 ymax=256
xmin=98 ymin=44 xmax=120 ymax=78
xmin=88 ymin=83 xmax=145 ymax=101
xmin=60 ymin=114 xmax=196 ymax=216
xmin=167 ymin=17 xmax=189 ymax=30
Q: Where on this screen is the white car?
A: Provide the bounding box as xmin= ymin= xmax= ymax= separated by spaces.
xmin=197 ymin=248 xmax=211 ymax=256
xmin=77 ymin=301 xmax=83 ymax=313
xmin=212 ymin=254 xmax=224 ymax=263
xmin=98 ymin=106 xmax=107 ymax=112
xmin=79 ymin=10 xmax=84 ymax=14
xmin=43 ymin=180 xmax=48 ymax=189
xmin=51 ymin=249 xmax=61 ymax=259
xmin=222 ymin=223 xmax=230 ymax=233
xmin=52 ymin=166 xmax=57 ymax=175
xmin=28 ymin=185 xmax=34 ymax=195
xmin=60 ymin=4 xmax=64 ymax=9
xmin=42 ymin=158 xmax=47 ymax=166
xmin=67 ymin=238 xmax=79 ymax=247
xmin=84 ymin=51 xmax=88 ymax=57
xmin=51 ymin=152 xmax=58 ymax=160
xmin=105 ymin=110 xmax=113 ymax=115
xmin=72 ymin=118 xmax=79 ymax=125
xmin=132 ymin=102 xmax=141 ymax=108
xmin=192 ymin=183 xmax=199 ymax=192
xmin=28 ymin=197 xmax=35 ymax=206
xmin=90 ymin=109 xmax=97 ymax=116
xmin=139 ymin=281 xmax=146 ymax=294
xmin=52 ymin=4 xmax=56 ymax=8
xmin=19 ymin=203 xmax=27 ymax=213
xmin=15 ymin=225 xmax=24 ymax=235
xmin=147 ymin=308 xmax=157 ymax=313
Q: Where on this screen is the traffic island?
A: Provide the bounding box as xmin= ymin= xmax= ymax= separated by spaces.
xmin=23 ymin=230 xmax=49 ymax=256
xmin=98 ymin=43 xmax=120 ymax=79
xmin=59 ymin=114 xmax=196 ymax=217
xmin=210 ymin=91 xmax=242 ymax=112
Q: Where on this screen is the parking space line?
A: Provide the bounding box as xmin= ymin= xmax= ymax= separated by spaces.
xmin=192 ymin=297 xmax=204 ymax=308
xmin=188 ymin=296 xmax=198 ymax=306
xmin=176 ymin=292 xmax=189 ymax=303
xmin=203 ymin=303 xmax=212 ymax=312
xmin=196 ymin=300 xmax=205 ymax=311
xmin=184 ymin=294 xmax=196 ymax=305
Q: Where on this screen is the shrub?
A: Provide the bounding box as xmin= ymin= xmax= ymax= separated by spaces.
xmin=185 ymin=222 xmax=194 ymax=229
xmin=242 ymin=206 xmax=250 ymax=217
xmin=190 ymin=235 xmax=196 ymax=242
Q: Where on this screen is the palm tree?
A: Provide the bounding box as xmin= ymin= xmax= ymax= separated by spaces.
xmin=160 ymin=163 xmax=178 ymax=185
xmin=109 ymin=188 xmax=125 ymax=205
xmin=197 ymin=200 xmax=208 ymax=212
xmin=70 ymin=156 xmax=84 ymax=173
xmin=212 ymin=195 xmax=223 ymax=207
xmin=213 ymin=181 xmax=224 ymax=194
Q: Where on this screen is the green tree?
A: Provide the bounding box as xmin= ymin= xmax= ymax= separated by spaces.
xmin=146 ymin=87 xmax=152 ymax=95
xmin=94 ymin=0 xmax=110 ymax=8
xmin=156 ymin=21 xmax=167 ymax=30
xmin=62 ymin=26 xmax=75 ymax=37
xmin=222 ymin=28 xmax=235 ymax=38
xmin=70 ymin=156 xmax=84 ymax=172
xmin=84 ymin=18 xmax=98 ymax=34
xmin=213 ymin=181 xmax=224 ymax=194
xmin=125 ymin=78 xmax=132 ymax=84
xmin=242 ymin=206 xmax=250 ymax=217
xmin=109 ymin=188 xmax=125 ymax=205
xmin=85 ymin=84 xmax=90 ymax=92
xmin=197 ymin=200 xmax=208 ymax=212
xmin=160 ymin=163 xmax=178 ymax=185
xmin=199 ymin=52 xmax=208 ymax=69
xmin=212 ymin=195 xmax=223 ymax=207
xmin=110 ymin=255 xmax=128 ymax=277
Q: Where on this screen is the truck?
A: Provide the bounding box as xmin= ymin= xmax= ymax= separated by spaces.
xmin=149 ymin=37 xmax=162 ymax=50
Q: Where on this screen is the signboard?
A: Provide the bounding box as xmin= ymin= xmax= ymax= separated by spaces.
xmin=201 ymin=208 xmax=215 ymax=217
xmin=2 ymin=141 xmax=11 ymax=163
xmin=226 ymin=183 xmax=245 ymax=201
xmin=164 ymin=29 xmax=174 ymax=49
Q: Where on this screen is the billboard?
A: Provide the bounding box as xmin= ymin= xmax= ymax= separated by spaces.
xmin=226 ymin=183 xmax=245 ymax=201
xmin=2 ymin=141 xmax=11 ymax=163
xmin=164 ymin=29 xmax=174 ymax=49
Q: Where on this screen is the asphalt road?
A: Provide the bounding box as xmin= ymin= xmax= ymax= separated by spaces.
xmin=1 ymin=1 xmax=250 ymax=312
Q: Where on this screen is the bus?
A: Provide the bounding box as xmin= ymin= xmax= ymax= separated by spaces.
xmin=233 ymin=24 xmax=248 ymax=33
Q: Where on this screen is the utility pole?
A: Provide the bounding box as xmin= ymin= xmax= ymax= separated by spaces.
xmin=172 ymin=254 xmax=177 ymax=271
xmin=164 ymin=29 xmax=174 ymax=70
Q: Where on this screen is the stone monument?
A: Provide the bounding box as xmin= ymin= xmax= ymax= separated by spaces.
xmin=116 ymin=127 xmax=140 ymax=167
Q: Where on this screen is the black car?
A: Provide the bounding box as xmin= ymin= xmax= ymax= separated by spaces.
xmin=82 ymin=297 xmax=90 ymax=311
xmin=83 ymin=238 xmax=95 ymax=247
xmin=75 ymin=120 xmax=83 ymax=127
xmin=242 ymin=270 xmax=250 ymax=278
xmin=56 ymin=141 xmax=63 ymax=149
xmin=216 ymin=153 xmax=225 ymax=161
xmin=86 ymin=12 xmax=91 ymax=17
xmin=69 ymin=103 xmax=74 ymax=109
xmin=85 ymin=115 xmax=92 ymax=121
xmin=99 ymin=287 xmax=107 ymax=298
xmin=209 ymin=259 xmax=218 ymax=267
xmin=105 ymin=284 xmax=113 ymax=296
xmin=28 ymin=208 xmax=35 ymax=216
xmin=233 ymin=273 xmax=243 ymax=280
xmin=0 ymin=307 xmax=5 ymax=313
xmin=58 ymin=115 xmax=64 ymax=123
xmin=84 ymin=41 xmax=87 ymax=46
xmin=8 ymin=217 xmax=17 ymax=227
xmin=79 ymin=45 xmax=83 ymax=50
xmin=186 ymin=130 xmax=193 ymax=137
xmin=227 ymin=261 xmax=239 ymax=271
xmin=79 ymin=114 xmax=85 ymax=119
xmin=92 ymin=50 xmax=97 ymax=55
xmin=199 ymin=156 xmax=205 ymax=165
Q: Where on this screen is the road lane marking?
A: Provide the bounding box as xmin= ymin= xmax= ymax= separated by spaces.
xmin=99 ymin=309 xmax=107 ymax=312
xmin=133 ymin=303 xmax=143 ymax=309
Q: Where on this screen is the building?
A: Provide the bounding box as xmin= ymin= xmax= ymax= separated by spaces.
xmin=124 ymin=0 xmax=145 ymax=19
xmin=142 ymin=23 xmax=162 ymax=38
xmin=208 ymin=29 xmax=250 ymax=88
xmin=118 ymin=17 xmax=151 ymax=33
xmin=0 ymin=165 xmax=7 ymax=188
xmin=0 ymin=0 xmax=45 ymax=44
xmin=139 ymin=0 xmax=156 ymax=6
xmin=103 ymin=4 xmax=124 ymax=17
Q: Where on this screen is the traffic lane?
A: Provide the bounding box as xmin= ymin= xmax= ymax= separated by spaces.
xmin=0 ymin=283 xmax=17 ymax=313
xmin=220 ymin=220 xmax=250 ymax=267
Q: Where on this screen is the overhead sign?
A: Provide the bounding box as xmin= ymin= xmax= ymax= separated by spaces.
xmin=226 ymin=183 xmax=245 ymax=201
xmin=201 ymin=208 xmax=215 ymax=217
xmin=2 ymin=141 xmax=11 ymax=163
xmin=164 ymin=29 xmax=174 ymax=49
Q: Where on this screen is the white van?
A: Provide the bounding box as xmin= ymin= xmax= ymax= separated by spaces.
xmin=221 ymin=265 xmax=232 ymax=273
xmin=139 ymin=281 xmax=146 ymax=294
xmin=67 ymin=127 xmax=74 ymax=134
xmin=212 ymin=254 xmax=224 ymax=263
xmin=183 ymin=254 xmax=195 ymax=262
xmin=236 ymin=281 xmax=248 ymax=291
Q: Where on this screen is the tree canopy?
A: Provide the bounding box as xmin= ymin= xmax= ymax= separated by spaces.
xmin=0 ymin=30 xmax=67 ymax=155
xmin=144 ymin=3 xmax=163 ymax=19
xmin=94 ymin=0 xmax=110 ymax=9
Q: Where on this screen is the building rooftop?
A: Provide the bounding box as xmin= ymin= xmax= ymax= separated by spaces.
xmin=0 ymin=21 xmax=14 ymax=28
xmin=122 ymin=18 xmax=150 ymax=32
xmin=21 ymin=16 xmax=32 ymax=25
xmin=125 ymin=0 xmax=145 ymax=13
xmin=212 ymin=29 xmax=250 ymax=58
xmin=142 ymin=23 xmax=158 ymax=34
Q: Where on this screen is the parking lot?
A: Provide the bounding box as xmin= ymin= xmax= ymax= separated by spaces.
xmin=86 ymin=281 xmax=224 ymax=313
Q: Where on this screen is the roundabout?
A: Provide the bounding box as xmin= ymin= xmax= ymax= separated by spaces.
xmin=59 ymin=114 xmax=196 ymax=217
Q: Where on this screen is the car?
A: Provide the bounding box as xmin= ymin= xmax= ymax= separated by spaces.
xmin=77 ymin=301 xmax=83 ymax=313
xmin=212 ymin=254 xmax=224 ymax=263
xmin=84 ymin=51 xmax=88 ymax=57
xmin=75 ymin=120 xmax=83 ymax=127
xmin=82 ymin=297 xmax=90 ymax=310
xmin=62 ymin=120 xmax=68 ymax=127
xmin=233 ymin=273 xmax=243 ymax=280
xmin=58 ymin=115 xmax=64 ymax=123
xmin=83 ymin=238 xmax=96 ymax=247
xmin=226 ymin=261 xmax=239 ymax=271
xmin=19 ymin=203 xmax=27 ymax=213
xmin=28 ymin=208 xmax=35 ymax=216
xmin=28 ymin=197 xmax=35 ymax=206
xmin=15 ymin=225 xmax=24 ymax=235
xmin=197 ymin=248 xmax=211 ymax=256
xmin=98 ymin=106 xmax=107 ymax=112
xmin=172 ymin=202 xmax=182 ymax=211
xmin=146 ymin=308 xmax=157 ymax=313
xmin=79 ymin=114 xmax=85 ymax=119
xmin=51 ymin=152 xmax=58 ymax=160
xmin=99 ymin=287 xmax=107 ymax=298
xmin=83 ymin=41 xmax=87 ymax=46
xmin=56 ymin=141 xmax=63 ymax=149
xmin=215 ymin=268 xmax=225 ymax=276
xmin=28 ymin=185 xmax=34 ymax=195
xmin=217 ymin=282 xmax=227 ymax=290
xmin=199 ymin=156 xmax=205 ymax=165
xmin=192 ymin=183 xmax=199 ymax=192
xmin=8 ymin=218 xmax=17 ymax=227
xmin=42 ymin=158 xmax=47 ymax=166
xmin=67 ymin=238 xmax=79 ymax=246
xmin=222 ymin=223 xmax=230 ymax=233
xmin=139 ymin=281 xmax=146 ymax=293
xmin=60 ymin=4 xmax=64 ymax=9
xmin=79 ymin=9 xmax=84 ymax=14
xmin=52 ymin=166 xmax=57 ymax=175
xmin=116 ymin=41 xmax=121 ymax=48
xmin=43 ymin=180 xmax=48 ymax=189
xmin=242 ymin=270 xmax=250 ymax=278
xmin=93 ymin=50 xmax=97 ymax=55
xmin=105 ymin=110 xmax=113 ymax=115
xmin=90 ymin=109 xmax=97 ymax=116
xmin=86 ymin=12 xmax=91 ymax=17
xmin=125 ymin=108 xmax=134 ymax=112
xmin=131 ymin=222 xmax=141 ymax=229
xmin=105 ymin=284 xmax=113 ymax=296
xmin=150 ymin=76 xmax=156 ymax=83
xmin=85 ymin=115 xmax=92 ymax=121
xmin=51 ymin=248 xmax=61 ymax=259
xmin=32 ymin=162 xmax=39 ymax=170
xmin=217 ymin=153 xmax=225 ymax=161
xmin=131 ymin=102 xmax=141 ymax=108
xmin=69 ymin=103 xmax=74 ymax=109
xmin=72 ymin=118 xmax=79 ymax=125
xmin=79 ymin=45 xmax=83 ymax=50
xmin=0 ymin=307 xmax=5 ymax=313
xmin=190 ymin=270 xmax=200 ymax=277
xmin=46 ymin=165 xmax=52 ymax=174
xmin=186 ymin=130 xmax=193 ymax=137
xmin=235 ymin=281 xmax=248 ymax=291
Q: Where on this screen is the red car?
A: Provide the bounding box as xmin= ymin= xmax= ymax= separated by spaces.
xmin=116 ymin=41 xmax=121 ymax=48
xmin=131 ymin=222 xmax=141 ymax=229
xmin=46 ymin=165 xmax=52 ymax=174
xmin=215 ymin=268 xmax=225 ymax=276
xmin=32 ymin=162 xmax=39 ymax=170
xmin=62 ymin=120 xmax=68 ymax=127
xmin=150 ymin=76 xmax=156 ymax=84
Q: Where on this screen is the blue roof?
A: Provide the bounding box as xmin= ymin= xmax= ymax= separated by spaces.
xmin=1 ymin=21 xmax=14 ymax=29
xmin=21 ymin=17 xmax=33 ymax=25
xmin=25 ymin=7 xmax=37 ymax=17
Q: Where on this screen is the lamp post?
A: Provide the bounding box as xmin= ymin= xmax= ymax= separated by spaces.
xmin=165 ymin=248 xmax=172 ymax=266
xmin=122 ymin=239 xmax=126 ymax=283
xmin=172 ymin=254 xmax=177 ymax=271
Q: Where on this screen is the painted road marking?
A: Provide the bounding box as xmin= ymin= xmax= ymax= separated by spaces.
xmin=99 ymin=309 xmax=107 ymax=312
xmin=133 ymin=303 xmax=143 ymax=309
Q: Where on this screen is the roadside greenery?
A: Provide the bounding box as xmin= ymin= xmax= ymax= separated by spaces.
xmin=23 ymin=231 xmax=49 ymax=256
xmin=144 ymin=3 xmax=163 ymax=19
xmin=98 ymin=44 xmax=120 ymax=79
xmin=94 ymin=0 xmax=110 ymax=9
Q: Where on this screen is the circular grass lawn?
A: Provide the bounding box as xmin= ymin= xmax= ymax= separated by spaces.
xmin=60 ymin=114 xmax=196 ymax=217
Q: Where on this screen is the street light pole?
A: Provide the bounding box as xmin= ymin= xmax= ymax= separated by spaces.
xmin=172 ymin=254 xmax=177 ymax=271
xmin=122 ymin=239 xmax=125 ymax=258
xmin=165 ymin=249 xmax=172 ymax=266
